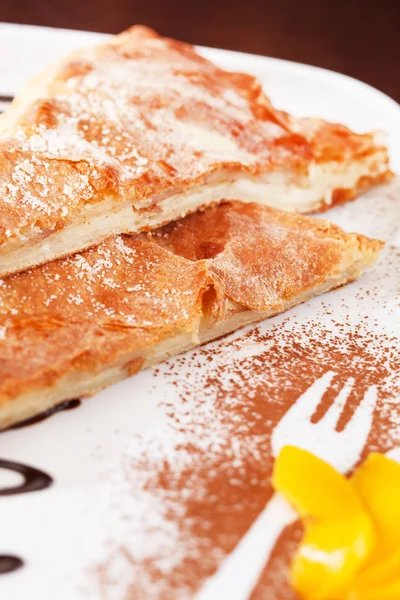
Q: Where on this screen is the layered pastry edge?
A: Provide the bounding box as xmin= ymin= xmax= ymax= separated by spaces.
xmin=0 ymin=25 xmax=391 ymax=278
xmin=0 ymin=202 xmax=383 ymax=429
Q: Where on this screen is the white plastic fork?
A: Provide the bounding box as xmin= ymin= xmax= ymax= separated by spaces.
xmin=196 ymin=371 xmax=377 ymax=600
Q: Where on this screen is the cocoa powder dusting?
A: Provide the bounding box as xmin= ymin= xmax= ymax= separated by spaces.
xmin=95 ymin=306 xmax=400 ymax=599
xmin=250 ymin=522 xmax=303 ymax=600
xmin=94 ymin=184 xmax=400 ymax=598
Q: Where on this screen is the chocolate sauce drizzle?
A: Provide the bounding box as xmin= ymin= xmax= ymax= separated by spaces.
xmin=0 ymin=459 xmax=53 ymax=496
xmin=0 ymin=94 xmax=13 ymax=114
xmin=0 ymin=459 xmax=53 ymax=573
xmin=0 ymin=555 xmax=23 ymax=574
xmin=9 ymin=398 xmax=81 ymax=430
xmin=0 ymin=394 xmax=66 ymax=574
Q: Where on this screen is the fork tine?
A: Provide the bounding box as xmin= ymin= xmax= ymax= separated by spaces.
xmin=341 ymin=385 xmax=377 ymax=441
xmin=282 ymin=371 xmax=335 ymax=421
xmin=271 ymin=371 xmax=335 ymax=457
xmin=319 ymin=377 xmax=354 ymax=430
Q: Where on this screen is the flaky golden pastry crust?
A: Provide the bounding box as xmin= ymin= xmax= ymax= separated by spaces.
xmin=0 ymin=235 xmax=217 ymax=400
xmin=0 ymin=202 xmax=382 ymax=429
xmin=152 ymin=202 xmax=383 ymax=312
xmin=0 ymin=26 xmax=391 ymax=277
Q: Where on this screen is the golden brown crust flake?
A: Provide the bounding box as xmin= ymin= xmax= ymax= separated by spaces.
xmin=0 ymin=202 xmax=382 ymax=404
xmin=0 ymin=26 xmax=391 ymax=249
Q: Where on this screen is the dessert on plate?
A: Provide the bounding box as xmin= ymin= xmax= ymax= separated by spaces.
xmin=0 ymin=23 xmax=395 ymax=600
xmin=0 ymin=201 xmax=382 ymax=429
xmin=0 ymin=26 xmax=391 ymax=278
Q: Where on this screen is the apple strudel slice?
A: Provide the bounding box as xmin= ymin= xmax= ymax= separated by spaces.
xmin=0 ymin=26 xmax=391 ymax=278
xmin=0 ymin=201 xmax=382 ymax=429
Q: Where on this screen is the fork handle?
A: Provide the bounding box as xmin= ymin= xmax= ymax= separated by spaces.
xmin=195 ymin=494 xmax=296 ymax=600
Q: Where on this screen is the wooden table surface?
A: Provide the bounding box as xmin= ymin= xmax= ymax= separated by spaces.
xmin=1 ymin=0 xmax=399 ymax=102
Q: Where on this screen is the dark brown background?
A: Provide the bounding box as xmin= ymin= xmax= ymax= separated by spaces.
xmin=1 ymin=0 xmax=399 ymax=102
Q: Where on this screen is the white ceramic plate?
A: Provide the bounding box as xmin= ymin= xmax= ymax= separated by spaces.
xmin=0 ymin=23 xmax=399 ymax=600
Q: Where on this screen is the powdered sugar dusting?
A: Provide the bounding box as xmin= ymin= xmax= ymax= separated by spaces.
xmin=0 ymin=27 xmax=295 ymax=244
xmin=0 ymin=228 xmax=213 ymax=400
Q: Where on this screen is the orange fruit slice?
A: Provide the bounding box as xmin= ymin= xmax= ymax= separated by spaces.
xmin=348 ymin=453 xmax=400 ymax=595
xmin=273 ymin=446 xmax=375 ymax=600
